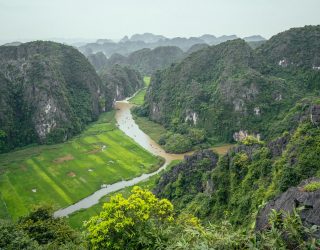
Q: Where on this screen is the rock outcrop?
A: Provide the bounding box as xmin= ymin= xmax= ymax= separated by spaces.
xmin=267 ymin=134 xmax=290 ymax=157
xmin=256 ymin=177 xmax=320 ymax=232
xmin=153 ymin=150 xmax=218 ymax=199
xmin=311 ymin=105 xmax=320 ymax=126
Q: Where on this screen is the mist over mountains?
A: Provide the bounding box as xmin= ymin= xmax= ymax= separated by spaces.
xmin=78 ymin=32 xmax=266 ymax=57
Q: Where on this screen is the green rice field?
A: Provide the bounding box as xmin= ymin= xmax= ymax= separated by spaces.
xmin=129 ymin=76 xmax=150 ymax=105
xmin=67 ymin=159 xmax=181 ymax=230
xmin=0 ymin=111 xmax=161 ymax=220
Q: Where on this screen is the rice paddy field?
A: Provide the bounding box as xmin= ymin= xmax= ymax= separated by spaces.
xmin=129 ymin=76 xmax=150 ymax=105
xmin=67 ymin=159 xmax=182 ymax=230
xmin=0 ymin=111 xmax=161 ymax=220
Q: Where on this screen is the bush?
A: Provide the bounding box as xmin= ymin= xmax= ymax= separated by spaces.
xmin=19 ymin=205 xmax=82 ymax=247
xmin=0 ymin=220 xmax=38 ymax=250
xmin=304 ymin=181 xmax=320 ymax=192
xmin=241 ymin=135 xmax=264 ymax=146
xmin=253 ymin=209 xmax=320 ymax=249
xmin=163 ymin=133 xmax=192 ymax=153
xmin=188 ymin=128 xmax=206 ymax=144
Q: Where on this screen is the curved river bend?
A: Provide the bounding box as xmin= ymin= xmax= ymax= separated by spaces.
xmin=54 ymin=99 xmax=185 ymax=217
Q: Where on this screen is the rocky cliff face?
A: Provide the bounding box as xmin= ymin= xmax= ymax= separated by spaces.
xmin=99 ymin=64 xmax=144 ymax=107
xmin=311 ymin=105 xmax=320 ymax=126
xmin=0 ymin=41 xmax=104 ymax=152
xmin=153 ymin=150 xmax=218 ymax=201
xmin=256 ymin=177 xmax=320 ymax=234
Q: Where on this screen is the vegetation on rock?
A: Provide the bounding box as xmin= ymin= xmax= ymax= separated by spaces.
xmin=0 ymin=41 xmax=104 ymax=152
xmin=103 ymin=46 xmax=184 ymax=75
xmin=99 ymin=64 xmax=144 ymax=108
xmin=141 ymin=25 xmax=320 ymax=148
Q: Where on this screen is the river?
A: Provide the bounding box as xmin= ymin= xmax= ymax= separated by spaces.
xmin=54 ymin=98 xmax=185 ymax=217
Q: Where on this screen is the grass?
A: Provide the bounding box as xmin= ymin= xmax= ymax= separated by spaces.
xmin=67 ymin=158 xmax=183 ymax=230
xmin=133 ymin=115 xmax=168 ymax=143
xmin=303 ymin=181 xmax=320 ymax=192
xmin=67 ymin=173 xmax=162 ymax=230
xmin=129 ymin=75 xmax=168 ymax=142
xmin=129 ymin=76 xmax=151 ymax=106
xmin=0 ymin=111 xmax=161 ymax=220
xmin=132 ymin=115 xmax=234 ymax=154
xmin=129 ymin=89 xmax=146 ymax=106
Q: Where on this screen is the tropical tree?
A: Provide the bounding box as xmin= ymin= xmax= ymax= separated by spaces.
xmin=18 ymin=205 xmax=83 ymax=248
xmin=85 ymin=186 xmax=174 ymax=250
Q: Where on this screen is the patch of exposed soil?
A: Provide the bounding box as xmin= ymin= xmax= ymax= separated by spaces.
xmin=86 ymin=148 xmax=101 ymax=154
xmin=67 ymin=171 xmax=76 ymax=177
xmin=53 ymin=154 xmax=74 ymax=164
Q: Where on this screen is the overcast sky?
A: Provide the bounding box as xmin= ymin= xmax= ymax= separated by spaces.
xmin=1 ymin=0 xmax=320 ymax=42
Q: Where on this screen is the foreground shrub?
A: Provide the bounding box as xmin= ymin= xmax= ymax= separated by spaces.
xmin=85 ymin=186 xmax=174 ymax=249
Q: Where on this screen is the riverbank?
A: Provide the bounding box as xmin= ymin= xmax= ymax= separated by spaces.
xmin=55 ymin=97 xmax=234 ymax=219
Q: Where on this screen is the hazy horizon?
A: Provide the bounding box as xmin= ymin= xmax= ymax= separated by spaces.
xmin=1 ymin=0 xmax=320 ymax=43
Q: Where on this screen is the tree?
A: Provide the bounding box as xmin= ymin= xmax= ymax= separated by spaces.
xmin=85 ymin=186 xmax=174 ymax=250
xmin=0 ymin=220 xmax=38 ymax=250
xmin=18 ymin=205 xmax=83 ymax=248
xmin=0 ymin=129 xmax=7 ymax=152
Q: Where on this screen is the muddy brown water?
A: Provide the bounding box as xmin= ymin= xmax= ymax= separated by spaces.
xmin=54 ymin=99 xmax=186 ymax=217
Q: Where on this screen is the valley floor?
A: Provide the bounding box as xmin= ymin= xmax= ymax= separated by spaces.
xmin=0 ymin=81 xmax=233 ymax=229
xmin=0 ymin=111 xmax=161 ymax=220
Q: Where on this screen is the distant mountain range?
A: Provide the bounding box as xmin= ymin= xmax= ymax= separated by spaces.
xmin=89 ymin=46 xmax=185 ymax=75
xmin=78 ymin=33 xmax=266 ymax=57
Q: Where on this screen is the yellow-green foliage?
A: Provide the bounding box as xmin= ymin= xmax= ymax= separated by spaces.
xmin=233 ymin=152 xmax=249 ymax=168
xmin=67 ymin=173 xmax=162 ymax=230
xmin=85 ymin=186 xmax=174 ymax=249
xmin=304 ymin=181 xmax=320 ymax=192
xmin=129 ymin=76 xmax=151 ymax=106
xmin=143 ymin=76 xmax=151 ymax=87
xmin=241 ymin=135 xmax=264 ymax=146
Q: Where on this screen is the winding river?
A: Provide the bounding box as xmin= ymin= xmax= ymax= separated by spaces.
xmin=54 ymin=98 xmax=185 ymax=217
